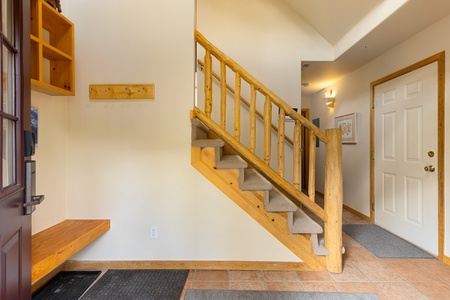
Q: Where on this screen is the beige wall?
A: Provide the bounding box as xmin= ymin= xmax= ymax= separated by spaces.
xmin=31 ymin=92 xmax=68 ymax=234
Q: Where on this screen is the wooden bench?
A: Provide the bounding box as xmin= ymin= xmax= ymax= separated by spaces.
xmin=32 ymin=219 xmax=110 ymax=286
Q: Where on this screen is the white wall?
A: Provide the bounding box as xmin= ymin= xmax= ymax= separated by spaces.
xmin=197 ymin=0 xmax=333 ymax=108
xmin=310 ymin=72 xmax=371 ymax=214
xmin=301 ymin=96 xmax=312 ymax=110
xmin=311 ymin=14 xmax=450 ymax=255
xmin=31 ymin=92 xmax=68 ymax=234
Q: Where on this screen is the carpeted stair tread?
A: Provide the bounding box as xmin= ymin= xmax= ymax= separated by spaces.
xmin=311 ymin=233 xmax=330 ymax=256
xmin=192 ymin=139 xmax=225 ymax=148
xmin=264 ymin=189 xmax=297 ymax=212
xmin=288 ymin=208 xmax=323 ymax=234
xmin=216 ymin=155 xmax=248 ymax=169
xmin=191 ymin=118 xmax=210 ymax=133
xmin=239 ymin=169 xmax=272 ymax=190
xmin=191 ymin=119 xmax=209 ymax=142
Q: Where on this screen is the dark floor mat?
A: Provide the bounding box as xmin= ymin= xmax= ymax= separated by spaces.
xmin=343 ymin=224 xmax=434 ymax=258
xmin=80 ymin=269 xmax=189 ymax=300
xmin=33 ymin=271 xmax=101 ymax=300
xmin=185 ymin=290 xmax=381 ymax=300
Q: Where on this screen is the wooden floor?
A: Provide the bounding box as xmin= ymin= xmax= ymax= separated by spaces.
xmin=180 ymin=209 xmax=450 ymax=300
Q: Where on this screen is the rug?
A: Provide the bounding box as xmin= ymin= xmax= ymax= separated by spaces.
xmin=32 ymin=271 xmax=101 ymax=300
xmin=342 ymin=224 xmax=434 ymax=258
xmin=80 ymin=269 xmax=189 ymax=300
xmin=184 ymin=290 xmax=381 ymax=300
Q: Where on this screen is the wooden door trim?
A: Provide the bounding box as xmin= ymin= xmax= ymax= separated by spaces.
xmin=370 ymin=52 xmax=445 ymax=261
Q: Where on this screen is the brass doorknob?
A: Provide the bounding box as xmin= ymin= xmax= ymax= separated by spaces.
xmin=424 ymin=165 xmax=435 ymax=172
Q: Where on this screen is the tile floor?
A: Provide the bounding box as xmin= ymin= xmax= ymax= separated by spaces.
xmin=180 ymin=210 xmax=450 ymax=300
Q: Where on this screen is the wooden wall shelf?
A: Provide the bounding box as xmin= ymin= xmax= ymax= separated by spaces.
xmin=30 ymin=0 xmax=75 ymax=96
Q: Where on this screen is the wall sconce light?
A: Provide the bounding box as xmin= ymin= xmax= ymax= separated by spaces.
xmin=324 ymin=90 xmax=335 ymax=109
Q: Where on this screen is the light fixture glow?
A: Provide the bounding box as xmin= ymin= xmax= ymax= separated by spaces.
xmin=324 ymin=89 xmax=335 ymax=109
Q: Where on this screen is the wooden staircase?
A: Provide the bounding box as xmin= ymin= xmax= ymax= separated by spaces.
xmin=192 ymin=30 xmax=343 ymax=272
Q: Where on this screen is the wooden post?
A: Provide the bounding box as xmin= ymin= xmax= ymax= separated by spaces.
xmin=220 ymin=61 xmax=227 ymax=129
xmin=278 ymin=108 xmax=285 ymax=178
xmin=250 ymin=85 xmax=257 ymax=153
xmin=264 ymin=96 xmax=272 ymax=165
xmin=324 ymin=128 xmax=343 ymax=273
xmin=204 ymin=50 xmax=212 ymax=118
xmin=234 ymin=73 xmax=241 ymax=141
xmin=293 ymin=120 xmax=301 ymax=189
xmin=309 ymin=132 xmax=316 ymax=202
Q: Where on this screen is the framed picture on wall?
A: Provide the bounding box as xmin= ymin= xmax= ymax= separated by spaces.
xmin=334 ymin=113 xmax=358 ymax=144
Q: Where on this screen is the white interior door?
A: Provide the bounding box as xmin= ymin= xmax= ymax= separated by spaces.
xmin=374 ymin=62 xmax=438 ymax=255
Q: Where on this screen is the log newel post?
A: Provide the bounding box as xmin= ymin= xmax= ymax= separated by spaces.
xmin=324 ymin=128 xmax=343 ymax=273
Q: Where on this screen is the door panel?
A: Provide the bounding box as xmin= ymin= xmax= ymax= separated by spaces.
xmin=0 ymin=0 xmax=31 ymax=299
xmin=4 ymin=232 xmax=21 ymax=299
xmin=375 ymin=62 xmax=438 ymax=255
xmin=0 ymin=192 xmax=31 ymax=300
xmin=381 ymin=172 xmax=396 ymax=215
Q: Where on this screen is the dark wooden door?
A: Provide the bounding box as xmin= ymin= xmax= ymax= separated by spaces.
xmin=0 ymin=0 xmax=31 ymax=299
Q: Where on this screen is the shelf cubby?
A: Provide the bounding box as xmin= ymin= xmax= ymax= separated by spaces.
xmin=30 ymin=0 xmax=74 ymax=96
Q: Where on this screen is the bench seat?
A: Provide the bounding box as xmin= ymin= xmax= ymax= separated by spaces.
xmin=32 ymin=219 xmax=110 ymax=284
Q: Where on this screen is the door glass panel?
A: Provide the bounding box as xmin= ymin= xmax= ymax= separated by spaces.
xmin=2 ymin=45 xmax=15 ymax=115
xmin=1 ymin=0 xmax=14 ymax=43
xmin=1 ymin=0 xmax=18 ymax=192
xmin=3 ymin=118 xmax=15 ymax=188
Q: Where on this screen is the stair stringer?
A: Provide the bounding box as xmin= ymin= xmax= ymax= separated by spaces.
xmin=191 ymin=146 xmax=327 ymax=271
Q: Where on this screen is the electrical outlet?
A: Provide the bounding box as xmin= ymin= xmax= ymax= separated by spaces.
xmin=150 ymin=226 xmax=158 ymax=239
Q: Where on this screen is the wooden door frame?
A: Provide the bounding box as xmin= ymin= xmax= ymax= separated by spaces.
xmin=370 ymin=52 xmax=445 ymax=261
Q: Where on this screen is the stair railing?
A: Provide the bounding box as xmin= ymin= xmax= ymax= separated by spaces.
xmin=197 ymin=60 xmax=295 ymax=146
xmin=193 ymin=30 xmax=343 ymax=272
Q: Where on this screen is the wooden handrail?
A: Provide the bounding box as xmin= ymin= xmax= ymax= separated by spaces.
xmin=193 ymin=108 xmax=328 ymax=222
xmin=198 ymin=59 xmax=295 ymax=146
xmin=195 ymin=30 xmax=328 ymax=143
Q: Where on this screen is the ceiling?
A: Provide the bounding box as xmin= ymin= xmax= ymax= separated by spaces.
xmin=281 ymin=0 xmax=450 ymax=96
